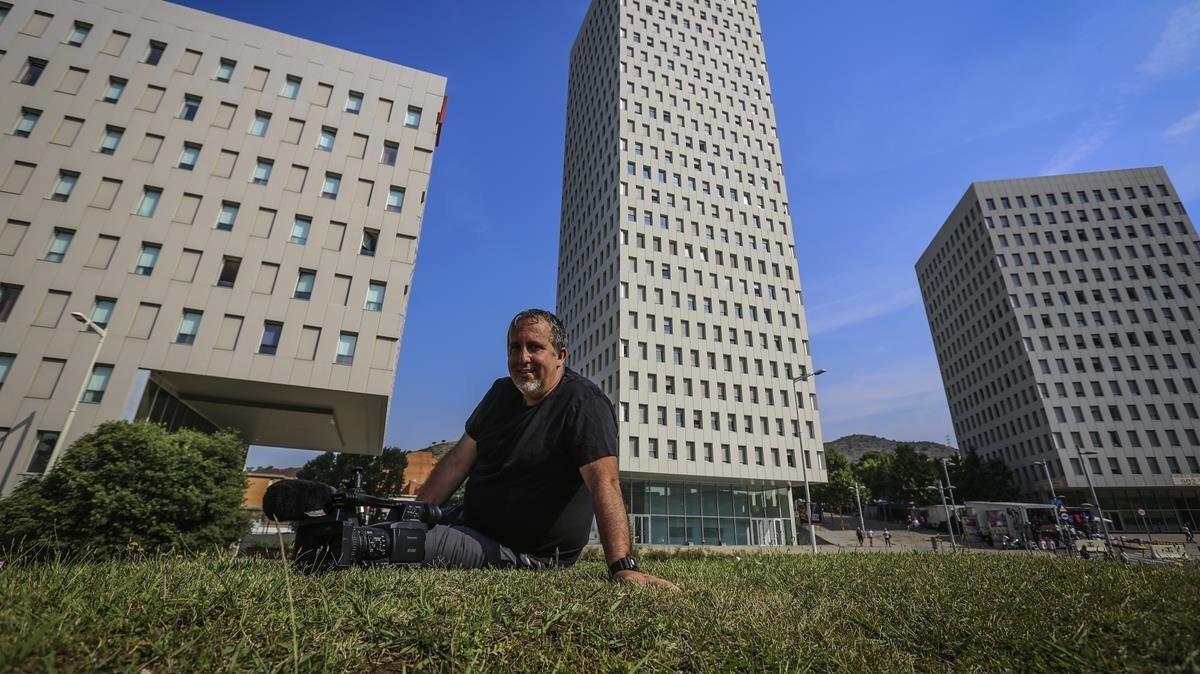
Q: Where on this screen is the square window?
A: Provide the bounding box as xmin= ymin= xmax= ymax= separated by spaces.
xmin=176 ymin=309 xmax=201 ymax=344
xmin=66 ymin=21 xmax=91 ymax=47
xmin=99 ymin=126 xmax=123 ymax=154
xmin=249 ymin=111 xmax=270 ymax=136
xmin=19 ymin=58 xmax=47 ymax=86
xmin=216 ymin=202 xmax=238 ymax=230
xmin=134 ymin=187 xmax=161 ymax=216
xmin=89 ymin=297 xmax=115 ymax=328
xmin=177 ymin=143 xmax=201 ymax=170
xmin=317 ymin=126 xmax=336 ymax=151
xmin=386 ymin=187 xmax=405 ymax=212
xmin=13 ymin=108 xmax=40 ymax=137
xmin=217 ymin=256 xmax=240 ymax=288
xmin=51 ymin=172 xmax=77 ymax=201
xmin=381 ymin=141 xmax=398 ymax=166
xmin=336 ymin=332 xmax=357 ymax=364
xmin=26 ymin=431 xmax=59 ymax=475
xmin=360 ymin=228 xmax=379 ymax=256
xmin=281 ymin=75 xmax=301 ymax=99
xmin=365 ymin=281 xmax=385 ymax=311
xmin=345 ymin=91 xmax=363 ymax=114
xmin=294 ymin=270 xmax=315 ymax=299
xmin=404 ymin=106 xmax=422 ymax=128
xmin=289 ymin=216 xmax=310 ymax=244
xmin=252 ymin=158 xmax=273 ymax=185
xmin=81 ymin=364 xmax=112 ymax=403
xmin=259 ymin=321 xmax=282 ymax=355
xmin=215 ymin=58 xmax=235 ymax=82
xmin=0 ymin=354 xmax=14 ymax=388
xmin=134 ymin=243 xmax=160 ymax=275
xmin=144 ymin=40 xmax=166 ymax=65
xmin=102 ymin=77 xmax=126 ymax=103
xmin=0 ymin=284 xmax=22 ymax=321
xmin=46 ymin=228 xmax=73 ymax=262
xmin=321 ymin=173 xmax=340 ymax=199
xmin=179 ymin=95 xmax=201 ymax=120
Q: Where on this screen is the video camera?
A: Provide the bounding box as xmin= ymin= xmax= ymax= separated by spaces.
xmin=262 ymin=469 xmax=443 ymax=572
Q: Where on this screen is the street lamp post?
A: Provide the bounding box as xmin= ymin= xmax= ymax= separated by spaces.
xmin=852 ymin=481 xmax=867 ymax=534
xmin=927 ymin=485 xmax=957 ymax=551
xmin=1033 ymin=460 xmax=1066 ymax=554
xmin=790 ymin=368 xmax=827 ymax=554
xmin=940 ymin=458 xmax=958 ymax=540
xmin=1074 ymin=447 xmax=1113 ymax=551
xmin=45 ymin=312 xmax=107 ymax=471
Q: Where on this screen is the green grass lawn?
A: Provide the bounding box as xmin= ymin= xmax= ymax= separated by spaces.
xmin=1 ymin=552 xmax=1197 ymax=672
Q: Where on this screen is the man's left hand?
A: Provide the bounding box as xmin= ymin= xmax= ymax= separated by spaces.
xmin=613 ymin=569 xmax=680 ymax=591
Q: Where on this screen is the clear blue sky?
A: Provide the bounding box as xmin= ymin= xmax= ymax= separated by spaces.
xmin=179 ymin=1 xmax=1200 ymax=468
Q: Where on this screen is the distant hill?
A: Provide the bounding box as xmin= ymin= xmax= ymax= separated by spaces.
xmin=825 ymin=434 xmax=958 ymax=463
xmin=410 ymin=441 xmax=456 ymax=460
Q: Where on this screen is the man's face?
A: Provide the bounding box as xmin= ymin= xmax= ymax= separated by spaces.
xmin=507 ymin=318 xmax=566 ymax=404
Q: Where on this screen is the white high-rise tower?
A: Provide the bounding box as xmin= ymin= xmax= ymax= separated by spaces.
xmin=557 ymin=0 xmax=824 ymax=546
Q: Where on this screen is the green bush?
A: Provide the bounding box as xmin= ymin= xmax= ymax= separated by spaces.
xmin=0 ymin=420 xmax=249 ymax=559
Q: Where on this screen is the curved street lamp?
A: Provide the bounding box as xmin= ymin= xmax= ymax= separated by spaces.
xmin=790 ymin=367 xmax=827 ymax=553
xmin=44 ymin=312 xmax=107 ymax=471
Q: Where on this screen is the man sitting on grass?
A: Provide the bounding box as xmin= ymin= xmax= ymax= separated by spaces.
xmin=405 ymin=309 xmax=677 ymax=590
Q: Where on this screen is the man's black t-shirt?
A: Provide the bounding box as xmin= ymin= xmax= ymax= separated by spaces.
xmin=463 ymin=368 xmax=617 ymax=564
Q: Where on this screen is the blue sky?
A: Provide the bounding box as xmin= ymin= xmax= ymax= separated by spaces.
xmin=186 ymin=1 xmax=1200 ymax=467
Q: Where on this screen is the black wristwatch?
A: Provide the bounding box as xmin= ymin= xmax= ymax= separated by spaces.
xmin=608 ymin=555 xmax=638 ymax=578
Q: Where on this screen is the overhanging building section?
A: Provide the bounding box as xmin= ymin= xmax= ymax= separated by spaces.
xmin=557 ymin=0 xmax=825 ymax=545
xmin=0 ymin=0 xmax=445 ymax=494
xmin=916 ymin=167 xmax=1200 ymax=532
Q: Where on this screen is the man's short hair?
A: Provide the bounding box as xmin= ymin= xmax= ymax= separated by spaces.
xmin=509 ymin=309 xmax=568 ymax=352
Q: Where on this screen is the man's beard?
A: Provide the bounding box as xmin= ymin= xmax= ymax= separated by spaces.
xmin=512 ymin=376 xmax=544 ymax=396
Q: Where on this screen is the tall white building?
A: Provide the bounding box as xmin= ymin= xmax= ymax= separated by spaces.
xmin=557 ymin=0 xmax=824 ymax=545
xmin=0 ymin=0 xmax=445 ymax=495
xmin=917 ymin=167 xmax=1200 ymax=533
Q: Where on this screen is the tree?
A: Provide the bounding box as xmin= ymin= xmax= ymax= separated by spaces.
xmin=888 ymin=444 xmax=940 ymax=506
xmin=296 ymin=447 xmax=408 ymax=496
xmin=0 ymin=420 xmax=249 ymax=558
xmin=948 ymin=448 xmax=1019 ymax=502
xmin=853 ymin=450 xmax=894 ymax=503
xmin=812 ymin=447 xmax=866 ymax=509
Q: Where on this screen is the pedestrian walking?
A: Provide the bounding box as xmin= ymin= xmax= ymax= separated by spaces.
xmin=1183 ymin=523 xmax=1195 ymax=545
xmin=867 ymin=529 xmax=874 ymax=547
xmin=883 ymin=528 xmax=892 ymax=548
xmin=855 ymin=527 xmax=864 ymax=547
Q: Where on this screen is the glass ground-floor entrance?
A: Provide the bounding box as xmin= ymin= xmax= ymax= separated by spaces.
xmin=623 ymin=479 xmax=794 ymax=546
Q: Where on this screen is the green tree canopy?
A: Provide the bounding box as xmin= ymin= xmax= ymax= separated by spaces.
xmin=296 ymin=447 xmax=408 ymax=496
xmin=812 ymin=447 xmax=869 ymax=509
xmin=0 ymin=420 xmax=249 ymax=559
xmin=947 ymin=448 xmax=1019 ymax=502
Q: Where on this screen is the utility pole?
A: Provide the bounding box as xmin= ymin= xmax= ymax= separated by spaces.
xmin=852 ymin=482 xmax=866 ymax=534
xmin=941 ymin=458 xmax=958 ymax=541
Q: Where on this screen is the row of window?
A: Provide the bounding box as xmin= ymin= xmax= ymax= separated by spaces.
xmin=0 ymin=264 xmax=388 ymax=331
xmin=15 ymin=104 xmax=414 ymax=171
xmin=985 ymin=184 xmax=1174 ymax=210
xmin=8 ymin=9 xmax=425 ymax=128
xmin=625 ymin=435 xmax=819 ymax=471
xmin=6 ymin=138 xmax=408 ymax=212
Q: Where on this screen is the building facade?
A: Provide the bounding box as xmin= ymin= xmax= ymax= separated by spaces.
xmin=557 ymin=0 xmax=825 ymax=546
xmin=917 ymin=167 xmax=1200 ymax=532
xmin=0 ymin=0 xmax=446 ymax=495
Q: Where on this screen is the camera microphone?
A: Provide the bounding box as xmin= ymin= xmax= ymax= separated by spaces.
xmin=263 ymin=479 xmax=336 ymax=521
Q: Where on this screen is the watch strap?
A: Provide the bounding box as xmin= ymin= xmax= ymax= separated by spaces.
xmin=608 ymin=555 xmax=638 ymax=577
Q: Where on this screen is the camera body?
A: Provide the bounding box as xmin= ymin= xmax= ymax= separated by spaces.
xmin=293 ymin=501 xmax=441 ymax=572
xmin=264 ymin=470 xmax=443 ymax=572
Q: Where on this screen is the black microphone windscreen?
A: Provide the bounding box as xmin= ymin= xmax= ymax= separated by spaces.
xmin=263 ymin=479 xmax=335 ymax=521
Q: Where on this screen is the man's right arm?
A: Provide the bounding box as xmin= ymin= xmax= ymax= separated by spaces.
xmin=415 ymin=432 xmax=477 ymax=505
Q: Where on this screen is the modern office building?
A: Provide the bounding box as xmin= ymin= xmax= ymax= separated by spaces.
xmin=917 ymin=167 xmax=1200 ymax=532
xmin=0 ymin=0 xmax=446 ymax=495
xmin=557 ymin=0 xmax=825 ymax=546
